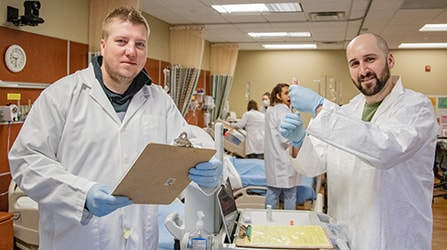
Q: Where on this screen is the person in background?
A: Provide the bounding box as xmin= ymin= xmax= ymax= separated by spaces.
xmin=280 ymin=33 xmax=438 ymax=249
xmin=260 ymin=91 xmax=271 ymax=113
xmin=264 ymin=83 xmax=301 ymax=210
xmin=233 ymin=100 xmax=265 ymax=159
xmin=8 ymin=6 xmax=221 ymax=250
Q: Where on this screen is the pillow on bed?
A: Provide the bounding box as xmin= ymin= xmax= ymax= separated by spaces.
xmin=223 ymin=155 xmax=243 ymax=189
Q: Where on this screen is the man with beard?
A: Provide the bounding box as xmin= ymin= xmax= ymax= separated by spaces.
xmin=279 ymin=33 xmax=438 ymax=249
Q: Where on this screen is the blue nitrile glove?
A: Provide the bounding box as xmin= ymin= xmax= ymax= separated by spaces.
xmin=280 ymin=113 xmax=306 ymax=147
xmin=85 ymin=183 xmax=132 ymax=217
xmin=289 ymin=85 xmax=324 ymax=117
xmin=189 ymin=158 xmax=222 ymax=188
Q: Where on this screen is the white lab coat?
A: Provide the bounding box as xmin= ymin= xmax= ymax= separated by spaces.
xmin=292 ymin=77 xmax=438 ymax=250
xmin=233 ymin=109 xmax=265 ymax=155
xmin=259 ymin=105 xmax=268 ymax=113
xmin=8 ymin=64 xmax=196 ymax=250
xmin=264 ymin=103 xmax=301 ymax=188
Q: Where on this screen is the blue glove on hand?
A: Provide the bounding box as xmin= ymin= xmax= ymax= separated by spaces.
xmin=280 ymin=113 xmax=306 ymax=147
xmin=189 ymin=158 xmax=222 ymax=188
xmin=85 ymin=183 xmax=132 ymax=217
xmin=289 ymin=85 xmax=324 ymax=117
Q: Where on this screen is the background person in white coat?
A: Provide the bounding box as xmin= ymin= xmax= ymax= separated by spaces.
xmin=280 ymin=33 xmax=438 ymax=250
xmin=233 ymin=100 xmax=265 ymax=159
xmin=8 ymin=6 xmax=221 ymax=250
xmin=264 ymin=83 xmax=301 ymax=210
xmin=259 ymin=91 xmax=271 ymax=113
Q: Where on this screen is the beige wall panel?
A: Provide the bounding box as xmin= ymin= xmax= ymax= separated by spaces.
xmin=392 ymin=50 xmax=447 ymax=95
xmin=144 ymin=14 xmax=169 ymax=62
xmin=230 ymin=50 xmax=354 ymax=123
xmin=0 ymin=0 xmax=88 ymax=44
xmin=229 ymin=49 xmax=447 ymax=124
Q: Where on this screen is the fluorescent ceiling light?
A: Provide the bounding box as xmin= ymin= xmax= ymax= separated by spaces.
xmin=212 ymin=3 xmax=301 ymax=14
xmin=288 ymin=32 xmax=311 ymax=37
xmin=249 ymin=32 xmax=311 ymax=38
xmin=249 ymin=32 xmax=288 ymax=37
xmin=212 ymin=4 xmax=267 ymax=13
xmin=398 ymin=43 xmax=447 ymax=49
xmin=419 ymin=24 xmax=447 ymax=31
xmin=263 ymin=44 xmax=317 ymax=49
xmin=267 ymin=3 xmax=302 ymax=12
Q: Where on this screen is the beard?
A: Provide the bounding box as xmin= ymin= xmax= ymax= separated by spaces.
xmin=104 ymin=61 xmax=136 ymax=86
xmin=353 ymin=63 xmax=390 ymax=96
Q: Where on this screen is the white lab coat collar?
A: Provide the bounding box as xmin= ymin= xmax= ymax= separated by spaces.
xmin=81 ymin=64 xmax=151 ymax=126
xmin=346 ymin=75 xmax=403 ymax=120
xmin=370 ymin=76 xmax=403 ymax=122
xmin=122 ymin=86 xmax=150 ymax=125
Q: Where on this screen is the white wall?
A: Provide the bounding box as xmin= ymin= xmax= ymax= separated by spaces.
xmin=0 ymin=0 xmax=89 ymax=44
xmin=391 ymin=50 xmax=447 ymax=95
xmin=229 ymin=49 xmax=447 ymax=123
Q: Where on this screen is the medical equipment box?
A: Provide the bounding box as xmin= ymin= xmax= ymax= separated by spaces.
xmin=0 ymin=105 xmax=18 ymax=122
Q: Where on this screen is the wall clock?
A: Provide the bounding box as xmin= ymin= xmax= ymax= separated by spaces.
xmin=4 ymin=44 xmax=27 ymax=73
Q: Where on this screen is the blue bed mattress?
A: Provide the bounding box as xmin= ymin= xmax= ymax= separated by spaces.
xmin=229 ymin=157 xmax=316 ymax=204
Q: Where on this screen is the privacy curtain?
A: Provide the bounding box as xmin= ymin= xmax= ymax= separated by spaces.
xmin=168 ymin=25 xmax=204 ymax=116
xmin=210 ymin=43 xmax=239 ymax=121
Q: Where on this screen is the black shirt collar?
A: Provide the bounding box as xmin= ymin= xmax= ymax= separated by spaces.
xmin=92 ymin=55 xmax=152 ymax=111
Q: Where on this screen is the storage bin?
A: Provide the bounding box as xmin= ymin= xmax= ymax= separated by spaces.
xmin=0 ymin=212 xmax=14 ymax=250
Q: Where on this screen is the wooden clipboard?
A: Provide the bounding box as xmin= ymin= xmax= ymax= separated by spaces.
xmin=112 ymin=143 xmax=216 ymax=204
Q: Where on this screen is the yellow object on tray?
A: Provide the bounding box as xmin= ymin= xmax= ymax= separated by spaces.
xmin=236 ymin=225 xmax=333 ymax=249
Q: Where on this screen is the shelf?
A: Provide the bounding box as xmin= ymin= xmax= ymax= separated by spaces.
xmin=0 ymin=81 xmax=49 ymax=89
xmin=0 ymin=121 xmax=24 ymax=125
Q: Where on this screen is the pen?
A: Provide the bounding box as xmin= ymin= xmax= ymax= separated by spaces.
xmin=247 ymin=224 xmax=252 ymax=241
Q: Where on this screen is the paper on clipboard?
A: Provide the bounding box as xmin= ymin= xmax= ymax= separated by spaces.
xmin=112 ymin=143 xmax=216 ymax=204
xmin=235 ymin=225 xmax=333 ymax=249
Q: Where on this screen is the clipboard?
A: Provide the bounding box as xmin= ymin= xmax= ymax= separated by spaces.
xmin=112 ymin=143 xmax=216 ymax=204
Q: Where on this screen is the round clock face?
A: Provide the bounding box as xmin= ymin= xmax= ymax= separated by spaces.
xmin=4 ymin=44 xmax=27 ymax=73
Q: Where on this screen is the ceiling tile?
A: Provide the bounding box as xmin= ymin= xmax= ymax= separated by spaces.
xmin=139 ymin=0 xmax=447 ymax=50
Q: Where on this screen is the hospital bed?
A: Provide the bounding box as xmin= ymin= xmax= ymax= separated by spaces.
xmin=207 ymin=120 xmax=246 ymax=158
xmin=223 ymin=155 xmax=322 ymax=210
xmin=206 ymin=120 xmax=323 ymax=209
xmin=434 ymin=137 xmax=447 ymax=199
xmin=8 ymin=181 xmax=39 ymax=250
